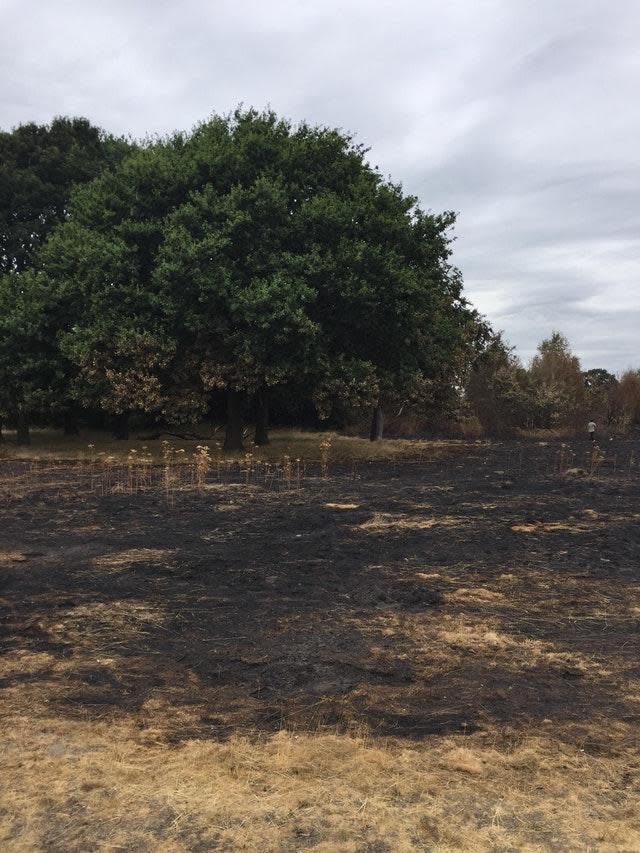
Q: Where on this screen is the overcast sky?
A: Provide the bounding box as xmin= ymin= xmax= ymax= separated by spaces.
xmin=2 ymin=0 xmax=638 ymax=371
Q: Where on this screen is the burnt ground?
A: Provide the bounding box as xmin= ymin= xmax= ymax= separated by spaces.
xmin=1 ymin=439 xmax=639 ymax=741
xmin=1 ymin=438 xmax=640 ymax=849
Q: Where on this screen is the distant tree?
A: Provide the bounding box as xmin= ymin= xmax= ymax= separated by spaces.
xmin=583 ymin=368 xmax=619 ymax=428
xmin=465 ymin=332 xmax=534 ymax=435
xmin=611 ymin=370 xmax=640 ymax=431
xmin=529 ymin=332 xmax=586 ymax=430
xmin=583 ymin=368 xmax=617 ymax=391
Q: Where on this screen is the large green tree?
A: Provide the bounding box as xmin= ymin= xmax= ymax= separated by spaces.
xmin=156 ymin=110 xmax=477 ymax=447
xmin=155 ymin=110 xmax=381 ymax=450
xmin=30 ymin=108 xmax=478 ymax=446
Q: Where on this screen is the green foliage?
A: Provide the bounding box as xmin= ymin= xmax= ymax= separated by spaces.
xmin=45 ymin=140 xmax=197 ymax=421
xmin=465 ymin=333 xmax=534 ymax=435
xmin=0 ymin=270 xmax=69 ymax=424
xmin=33 ymin=108 xmax=478 ymax=437
xmin=0 ymin=117 xmax=131 ymax=275
xmin=155 ymin=172 xmax=319 ymax=398
xmin=529 ymin=331 xmax=586 ymax=429
xmin=0 ymin=117 xmax=133 ymax=434
xmin=0 ymin=108 xmax=494 ymax=439
xmin=583 ymin=368 xmax=617 ymax=391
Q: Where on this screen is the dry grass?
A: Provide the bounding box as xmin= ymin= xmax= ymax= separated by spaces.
xmin=518 ymin=427 xmax=579 ymax=441
xmin=0 ymin=550 xmax=29 ymax=565
xmin=355 ymin=512 xmax=464 ymax=532
xmin=92 ymin=548 xmax=178 ymax=573
xmin=435 ymin=623 xmax=607 ymax=677
xmin=0 ymin=427 xmax=458 ymax=465
xmin=0 ymin=428 xmax=468 ymax=506
xmin=2 ymin=709 xmax=639 ymax=852
xmin=511 ymin=510 xmax=640 ymax=534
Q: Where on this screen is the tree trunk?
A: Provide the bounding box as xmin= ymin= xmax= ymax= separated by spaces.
xmin=369 ymin=405 xmax=384 ymax=441
xmin=0 ymin=417 xmax=3 ymax=442
xmin=112 ymin=412 xmax=130 ymax=441
xmin=223 ymin=389 xmax=244 ymax=452
xmin=254 ymin=388 xmax=270 ymax=446
xmin=16 ymin=412 xmax=31 ymax=446
xmin=63 ymin=410 xmax=80 ymax=436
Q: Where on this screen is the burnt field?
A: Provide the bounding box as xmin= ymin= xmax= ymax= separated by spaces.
xmin=1 ymin=438 xmax=640 ymax=851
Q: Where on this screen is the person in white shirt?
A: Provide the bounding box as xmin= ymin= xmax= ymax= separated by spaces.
xmin=587 ymin=420 xmax=596 ymax=442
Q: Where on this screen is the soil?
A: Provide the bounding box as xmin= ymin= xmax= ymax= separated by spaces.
xmin=1 ymin=438 xmax=639 ymax=749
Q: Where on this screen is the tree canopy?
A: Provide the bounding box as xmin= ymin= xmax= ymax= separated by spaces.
xmin=0 ymin=117 xmax=131 ymax=275
xmin=0 ymin=108 xmax=479 ymax=447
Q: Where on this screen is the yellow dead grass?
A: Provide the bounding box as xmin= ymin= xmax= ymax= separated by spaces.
xmin=512 ymin=511 xmax=640 ymax=534
xmin=2 ymin=611 xmax=637 ymax=851
xmin=437 ymin=624 xmax=608 ymax=677
xmin=355 ymin=512 xmax=464 ymax=532
xmin=2 ymin=714 xmax=639 ymax=852
xmin=448 ymin=587 xmax=507 ymax=604
xmin=512 ymin=521 xmax=590 ymax=534
xmin=0 ymin=427 xmax=460 ymax=465
xmin=92 ymin=548 xmax=177 ymax=572
xmin=0 ymin=550 xmax=28 ymax=565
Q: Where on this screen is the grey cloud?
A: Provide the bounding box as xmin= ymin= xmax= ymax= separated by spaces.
xmin=1 ymin=0 xmax=638 ymax=371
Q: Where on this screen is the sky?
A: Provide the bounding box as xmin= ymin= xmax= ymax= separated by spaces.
xmin=1 ymin=0 xmax=639 ymax=372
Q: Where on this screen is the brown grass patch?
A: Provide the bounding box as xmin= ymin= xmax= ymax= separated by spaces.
xmin=0 ymin=550 xmax=28 ymax=565
xmin=511 ymin=521 xmax=588 ymax=533
xmin=92 ymin=548 xmax=178 ymax=572
xmin=355 ymin=512 xmax=463 ymax=532
xmin=2 ymin=716 xmax=639 ymax=852
xmin=448 ymin=587 xmax=507 ymax=604
xmin=437 ymin=623 xmax=607 ymax=677
xmin=512 ymin=511 xmax=640 ymax=534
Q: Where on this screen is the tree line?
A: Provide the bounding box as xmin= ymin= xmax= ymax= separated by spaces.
xmin=1 ymin=109 xmax=637 ymax=448
xmin=467 ymin=331 xmax=640 ymax=436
